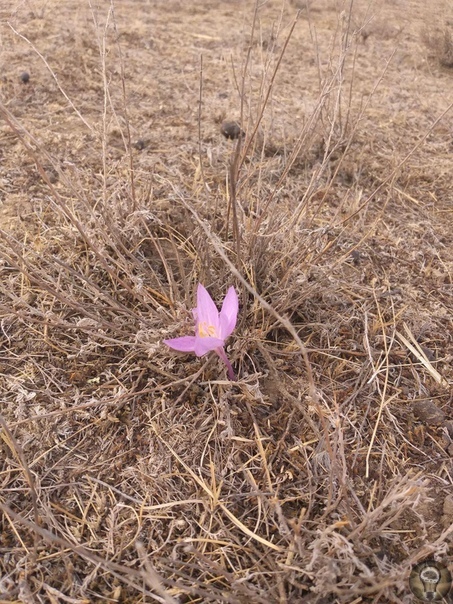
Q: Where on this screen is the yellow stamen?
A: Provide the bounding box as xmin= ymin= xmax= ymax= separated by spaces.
xmin=198 ymin=322 xmax=217 ymax=338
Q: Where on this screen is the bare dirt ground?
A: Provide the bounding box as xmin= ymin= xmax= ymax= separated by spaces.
xmin=1 ymin=0 xmax=452 ymax=602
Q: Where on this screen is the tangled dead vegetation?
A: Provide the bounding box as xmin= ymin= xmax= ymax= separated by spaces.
xmin=1 ymin=0 xmax=452 ymax=602
xmin=422 ymin=21 xmax=453 ymax=68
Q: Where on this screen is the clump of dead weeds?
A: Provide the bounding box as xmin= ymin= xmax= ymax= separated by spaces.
xmin=422 ymin=21 xmax=453 ymax=68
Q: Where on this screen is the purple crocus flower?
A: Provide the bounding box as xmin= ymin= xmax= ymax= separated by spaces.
xmin=164 ymin=284 xmax=238 ymax=381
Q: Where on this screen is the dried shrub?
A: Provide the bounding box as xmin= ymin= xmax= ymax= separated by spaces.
xmin=422 ymin=22 xmax=453 ymax=68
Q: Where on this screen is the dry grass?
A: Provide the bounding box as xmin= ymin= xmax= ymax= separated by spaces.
xmin=422 ymin=16 xmax=453 ymax=68
xmin=1 ymin=0 xmax=452 ymax=602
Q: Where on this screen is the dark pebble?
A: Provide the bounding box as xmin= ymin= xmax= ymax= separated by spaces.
xmin=420 ymin=345 xmax=436 ymax=361
xmin=412 ymin=400 xmax=446 ymax=426
xmin=133 ymin=139 xmax=147 ymax=150
xmin=350 ymin=249 xmax=361 ymax=265
xmin=20 ymin=71 xmax=30 ymax=84
xmin=221 ymin=120 xmax=244 ymax=140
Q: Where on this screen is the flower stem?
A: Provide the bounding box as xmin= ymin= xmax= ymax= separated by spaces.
xmin=215 ymin=347 xmax=237 ymax=381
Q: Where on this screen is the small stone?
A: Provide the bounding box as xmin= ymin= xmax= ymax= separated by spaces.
xmin=412 ymin=400 xmax=446 ymax=426
xmin=133 ymin=139 xmax=147 ymax=150
xmin=350 ymin=250 xmax=361 ymax=265
xmin=48 ymin=170 xmax=59 ymax=184
xmin=220 ymin=120 xmax=244 ymax=140
xmin=174 ymin=518 xmax=187 ymax=531
xmin=419 ymin=345 xmax=436 ymax=361
xmin=20 ymin=71 xmax=30 ymax=84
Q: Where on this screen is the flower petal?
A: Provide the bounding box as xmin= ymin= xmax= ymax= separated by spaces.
xmin=193 ymin=336 xmax=225 ymax=357
xmin=163 ymin=336 xmax=197 ymax=352
xmin=219 ymin=286 xmax=238 ymax=340
xmin=196 ymin=284 xmax=220 ymax=333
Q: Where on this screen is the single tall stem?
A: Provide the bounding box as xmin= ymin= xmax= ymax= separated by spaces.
xmin=215 ymin=347 xmax=237 ymax=382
